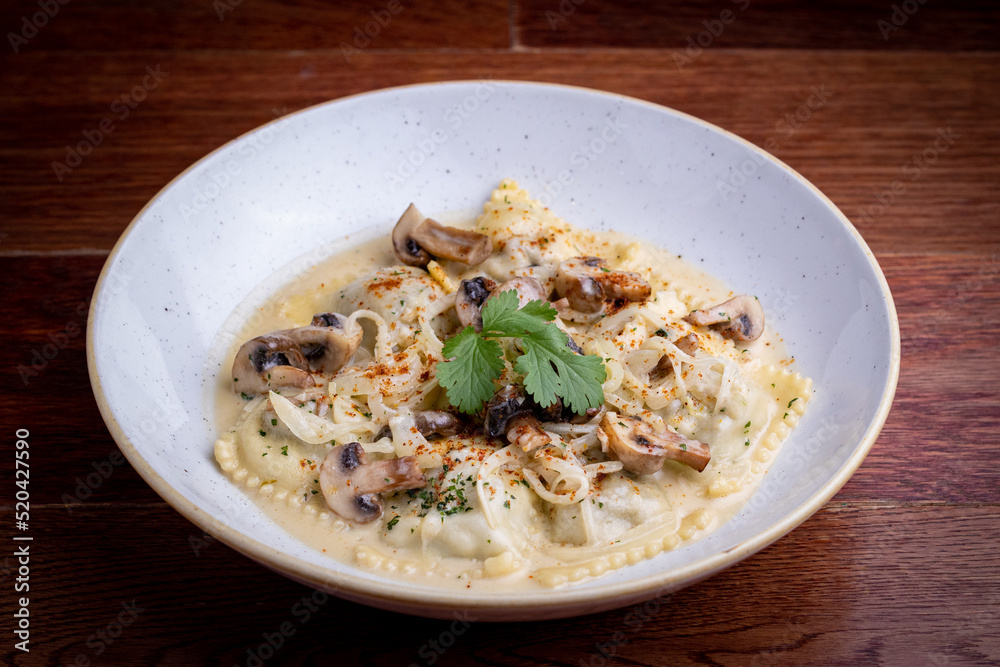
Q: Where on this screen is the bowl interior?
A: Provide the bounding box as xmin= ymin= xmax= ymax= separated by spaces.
xmin=88 ymin=81 xmax=898 ymax=618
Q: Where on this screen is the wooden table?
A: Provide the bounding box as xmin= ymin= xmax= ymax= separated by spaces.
xmin=2 ymin=1 xmax=998 ymax=664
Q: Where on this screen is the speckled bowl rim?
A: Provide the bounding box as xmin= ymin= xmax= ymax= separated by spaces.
xmin=87 ymin=80 xmax=900 ymax=620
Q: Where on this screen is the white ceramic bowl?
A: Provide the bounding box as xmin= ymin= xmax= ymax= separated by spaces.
xmin=88 ymin=81 xmax=899 ymax=620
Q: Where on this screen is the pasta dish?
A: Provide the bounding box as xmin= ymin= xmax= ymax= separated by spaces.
xmin=214 ymin=180 xmax=811 ymax=588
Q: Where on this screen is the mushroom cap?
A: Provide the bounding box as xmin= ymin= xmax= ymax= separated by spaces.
xmin=319 ymin=443 xmax=425 ymax=523
xmin=684 ymin=295 xmax=764 ymax=342
xmin=413 ymin=410 xmax=462 ymax=438
xmin=232 ymin=334 xmax=315 ymax=395
xmin=392 ymin=203 xmax=432 ymax=266
xmin=484 ymin=385 xmax=532 ymax=438
xmin=554 ymin=257 xmax=607 ymax=313
xmin=485 ymin=276 xmax=547 ymax=310
xmin=410 ymin=218 xmax=492 ymax=265
xmin=599 ymin=412 xmax=711 ymax=474
xmin=455 ymin=276 xmax=497 ymax=329
xmin=554 ymin=256 xmax=652 ymax=313
xmin=283 ymin=313 xmax=362 ymax=374
xmin=391 ymin=203 xmax=492 ymax=267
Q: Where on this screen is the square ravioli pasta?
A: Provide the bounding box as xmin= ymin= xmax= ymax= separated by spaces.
xmin=214 ymin=180 xmax=811 ymax=589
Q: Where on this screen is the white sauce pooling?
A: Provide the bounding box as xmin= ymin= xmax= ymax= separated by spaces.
xmin=213 ymin=180 xmax=812 ymax=590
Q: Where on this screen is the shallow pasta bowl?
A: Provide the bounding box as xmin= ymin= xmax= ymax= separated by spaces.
xmin=87 ymin=81 xmax=899 ymax=620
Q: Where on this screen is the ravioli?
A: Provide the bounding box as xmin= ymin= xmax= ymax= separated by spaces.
xmin=214 ymin=180 xmax=811 ymax=589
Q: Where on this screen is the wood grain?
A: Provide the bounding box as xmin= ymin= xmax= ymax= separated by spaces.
xmin=0 ymin=504 xmax=996 ymax=666
xmin=1 ymin=51 xmax=996 ymax=253
xmin=0 ymin=0 xmax=510 ymax=52
xmin=516 ymin=0 xmax=1000 ymax=50
xmin=1 ymin=250 xmax=997 ymax=507
xmin=2 ymin=3 xmax=998 ymax=663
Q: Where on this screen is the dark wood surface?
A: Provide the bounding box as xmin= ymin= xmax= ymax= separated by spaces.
xmin=1 ymin=1 xmax=998 ymax=665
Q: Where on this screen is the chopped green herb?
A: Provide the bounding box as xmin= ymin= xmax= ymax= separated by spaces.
xmin=280 ymin=446 xmax=288 ymax=456
xmin=271 ymin=418 xmax=277 ymax=426
xmin=386 ymin=515 xmax=400 ymax=530
xmin=258 ymin=429 xmax=266 ymax=437
xmin=788 ymin=398 xmax=799 ymax=408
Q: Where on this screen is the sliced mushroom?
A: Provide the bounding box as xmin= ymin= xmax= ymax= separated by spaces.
xmin=375 ymin=410 xmax=461 ymax=441
xmin=392 ymin=203 xmax=492 ymax=267
xmin=554 ymin=257 xmax=652 ymax=313
xmin=319 ymin=442 xmax=425 ymax=523
xmin=649 ymin=334 xmax=699 ymax=383
xmin=684 ymin=295 xmax=764 ymax=342
xmin=455 ymin=276 xmax=497 ymax=330
xmin=414 ymin=411 xmax=462 ymax=438
xmin=284 ymin=314 xmax=362 ymax=374
xmin=599 ymin=412 xmax=710 ymax=474
xmin=485 ymin=276 xmax=547 ymax=310
xmin=232 ymin=334 xmax=315 ymax=395
xmin=505 ymin=413 xmax=551 ymax=452
xmin=484 ymin=385 xmax=551 ymax=451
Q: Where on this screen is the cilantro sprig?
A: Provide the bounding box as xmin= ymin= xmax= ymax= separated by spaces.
xmin=436 ymin=290 xmax=606 ymax=415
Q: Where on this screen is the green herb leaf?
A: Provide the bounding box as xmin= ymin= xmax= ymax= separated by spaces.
xmin=516 ymin=324 xmax=606 ymax=413
xmin=436 ymin=291 xmax=606 ymax=414
xmin=437 ymin=326 xmax=505 ymax=414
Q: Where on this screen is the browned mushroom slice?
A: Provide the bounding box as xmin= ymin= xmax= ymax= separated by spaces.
xmin=232 ymin=334 xmax=315 ymax=395
xmin=319 ymin=442 xmax=425 ymax=523
xmin=414 ymin=411 xmax=462 ymax=438
xmin=684 ymin=295 xmax=764 ymax=342
xmin=284 ymin=313 xmax=362 ymax=375
xmin=484 ymin=385 xmax=551 ymax=451
xmin=455 ymin=276 xmax=497 ymax=330
xmin=392 ymin=203 xmax=492 ymax=267
xmin=554 ymin=256 xmax=652 ymax=313
xmin=374 ymin=410 xmax=462 ymax=442
xmin=599 ymin=412 xmax=710 ymax=474
xmin=485 ymin=276 xmax=547 ymax=310
xmin=505 ymin=413 xmax=551 ymax=451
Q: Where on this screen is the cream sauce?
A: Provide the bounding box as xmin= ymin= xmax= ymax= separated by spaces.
xmin=211 ymin=185 xmax=810 ymax=590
